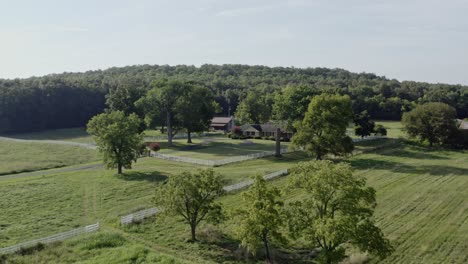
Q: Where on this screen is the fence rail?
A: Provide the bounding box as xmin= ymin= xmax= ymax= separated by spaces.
xmin=144 ymin=132 xmax=222 ymax=142
xmin=0 ymin=223 xmax=99 ymax=255
xmin=151 ymin=148 xmax=289 ymax=167
xmin=121 ymin=169 xmax=290 ymax=225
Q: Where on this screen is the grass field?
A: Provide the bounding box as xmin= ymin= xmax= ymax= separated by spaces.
xmin=0 ymin=140 xmax=99 ymax=176
xmin=2 ymin=128 xmax=95 ymax=144
xmin=347 ymin=120 xmax=404 ymax=139
xmin=1 ymin=139 xmax=467 ymax=263
xmin=157 ymin=137 xmax=288 ymax=160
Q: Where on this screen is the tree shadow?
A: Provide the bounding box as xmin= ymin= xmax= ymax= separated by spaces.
xmin=375 ymin=146 xmax=450 ymax=160
xmin=117 ymin=171 xmax=168 ymax=182
xmin=349 ymin=158 xmax=468 ymax=176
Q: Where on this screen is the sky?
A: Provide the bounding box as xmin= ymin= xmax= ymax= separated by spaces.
xmin=1 ymin=0 xmax=468 ymax=84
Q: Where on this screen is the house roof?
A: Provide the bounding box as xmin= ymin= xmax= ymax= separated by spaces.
xmin=210 ymin=117 xmax=233 ymax=126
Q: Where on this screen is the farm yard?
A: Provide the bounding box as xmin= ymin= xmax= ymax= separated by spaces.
xmin=0 ymin=122 xmax=467 ymax=263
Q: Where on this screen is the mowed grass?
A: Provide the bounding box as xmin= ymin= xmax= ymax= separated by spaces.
xmin=347 ymin=120 xmax=404 ymax=139
xmin=118 ymin=144 xmax=468 ymax=264
xmin=2 ymin=141 xmax=468 ymax=263
xmin=0 ymin=140 xmax=99 ymax=176
xmin=2 ymin=128 xmax=94 ymax=144
xmin=0 ymin=151 xmax=311 ymax=248
xmin=157 ymin=137 xmax=289 ymax=160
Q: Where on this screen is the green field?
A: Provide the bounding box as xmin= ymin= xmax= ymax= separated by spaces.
xmin=0 ymin=140 xmax=99 ymax=176
xmin=157 ymin=137 xmax=289 ymax=160
xmin=2 ymin=122 xmax=468 ymax=263
xmin=2 ymin=128 xmax=95 ymax=144
xmin=347 ymin=120 xmax=404 ymax=139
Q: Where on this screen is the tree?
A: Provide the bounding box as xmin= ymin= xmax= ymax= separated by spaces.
xmin=287 ymin=161 xmax=393 ymax=264
xmin=235 ymin=90 xmax=272 ymax=124
xmin=354 ymin=110 xmax=375 ymax=138
xmin=136 ymin=80 xmax=186 ymax=146
xmin=154 ymin=169 xmax=225 ymax=241
xmin=233 ymin=175 xmax=285 ymax=262
xmin=292 ymin=94 xmax=354 ymax=160
xmin=175 ymin=84 xmax=218 ymax=143
xmin=374 ymin=124 xmax=387 ymax=136
xmin=272 ymin=84 xmax=318 ymax=131
xmin=402 ymin=102 xmax=459 ymax=147
xmin=87 ymin=111 xmax=143 ymax=174
xmin=105 ymin=80 xmax=146 ymax=116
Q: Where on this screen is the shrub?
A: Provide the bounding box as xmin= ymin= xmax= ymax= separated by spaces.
xmin=231 ymin=135 xmax=240 ymax=140
xmin=148 ymin=142 xmax=161 ymax=152
xmin=79 ymin=233 xmax=125 ymax=250
xmin=254 ymin=136 xmax=263 ymax=140
xmin=374 ymin=125 xmax=387 ymax=136
xmin=231 ymin=126 xmax=242 ymax=136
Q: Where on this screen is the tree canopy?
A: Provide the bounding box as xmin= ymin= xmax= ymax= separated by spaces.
xmin=86 ymin=111 xmax=143 ymax=174
xmin=402 ymin=102 xmax=459 ymax=147
xmin=287 ymin=161 xmax=393 ymax=264
xmin=233 ymin=175 xmax=285 ymax=262
xmin=154 ymin=169 xmax=225 ymax=241
xmin=292 ymin=93 xmax=354 ymax=159
xmin=1 ymin=64 xmax=467 ymax=133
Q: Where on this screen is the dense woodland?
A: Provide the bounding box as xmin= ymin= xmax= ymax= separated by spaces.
xmin=0 ymin=64 xmax=467 ymax=133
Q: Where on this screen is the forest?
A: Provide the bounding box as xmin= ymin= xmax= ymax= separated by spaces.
xmin=0 ymin=64 xmax=467 ymax=133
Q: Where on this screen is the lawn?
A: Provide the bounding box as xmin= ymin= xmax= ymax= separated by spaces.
xmin=347 ymin=120 xmax=404 ymax=139
xmin=0 ymin=140 xmax=99 ymax=176
xmin=156 ymin=137 xmax=290 ymax=160
xmin=1 ymin=141 xmax=467 ymax=263
xmin=2 ymin=128 xmax=95 ymax=144
xmin=0 ymin=151 xmax=311 ymax=249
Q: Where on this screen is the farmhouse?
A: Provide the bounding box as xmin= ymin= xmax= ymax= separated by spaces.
xmin=240 ymin=122 xmax=293 ymax=139
xmin=210 ymin=116 xmax=235 ymax=132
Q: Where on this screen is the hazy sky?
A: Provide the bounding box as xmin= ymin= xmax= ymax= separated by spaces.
xmin=1 ymin=0 xmax=468 ymax=84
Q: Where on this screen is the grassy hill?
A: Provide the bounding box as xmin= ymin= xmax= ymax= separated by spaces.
xmin=0 ymin=138 xmax=467 ymax=263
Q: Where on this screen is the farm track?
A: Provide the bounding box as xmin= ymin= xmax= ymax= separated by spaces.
xmin=0 ymin=163 xmax=103 ymax=181
xmin=0 ymin=136 xmax=97 ymax=149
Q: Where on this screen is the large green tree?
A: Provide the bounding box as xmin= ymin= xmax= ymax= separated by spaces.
xmin=235 ymin=89 xmax=272 ymax=124
xmin=287 ymin=161 xmax=393 ymax=264
xmin=402 ymin=102 xmax=459 ymax=147
xmin=272 ymin=84 xmax=318 ymax=131
xmin=292 ymin=93 xmax=354 ymax=160
xmin=154 ymin=169 xmax=225 ymax=241
xmin=233 ymin=175 xmax=285 ymax=262
xmin=136 ymin=80 xmax=186 ymax=146
xmin=175 ymin=85 xmax=218 ymax=143
xmin=87 ymin=111 xmax=143 ymax=174
xmin=353 ymin=110 xmax=375 ymax=138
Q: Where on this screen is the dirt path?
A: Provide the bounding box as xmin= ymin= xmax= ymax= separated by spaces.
xmin=0 ymin=136 xmax=97 ymax=149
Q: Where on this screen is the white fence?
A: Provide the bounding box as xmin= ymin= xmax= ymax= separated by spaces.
xmin=144 ymin=132 xmax=222 ymax=142
xmin=352 ymin=136 xmax=386 ymax=143
xmin=0 ymin=223 xmax=99 ymax=255
xmin=121 ymin=169 xmax=290 ymax=225
xmin=120 ymin=207 xmax=161 ymax=225
xmin=151 ymin=148 xmax=289 ymax=167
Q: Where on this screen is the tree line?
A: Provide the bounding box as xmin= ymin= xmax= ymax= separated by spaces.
xmin=1 ymin=64 xmax=467 ymax=133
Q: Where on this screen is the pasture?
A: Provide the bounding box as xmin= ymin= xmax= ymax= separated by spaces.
xmin=157 ymin=137 xmax=288 ymax=160
xmin=2 ymin=121 xmax=467 ymax=263
xmin=0 ymin=139 xmax=99 ymax=176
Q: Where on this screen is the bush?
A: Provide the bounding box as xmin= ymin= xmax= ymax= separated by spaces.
xmin=254 ymin=136 xmax=263 ymax=140
xmin=231 ymin=135 xmax=240 ymax=140
xmin=231 ymin=126 xmax=242 ymax=136
xmin=227 ymin=132 xmax=232 ymax=138
xmin=79 ymin=233 xmax=125 ymax=250
xmin=374 ymin=125 xmax=387 ymax=136
xmin=148 ymin=142 xmax=161 ymax=152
